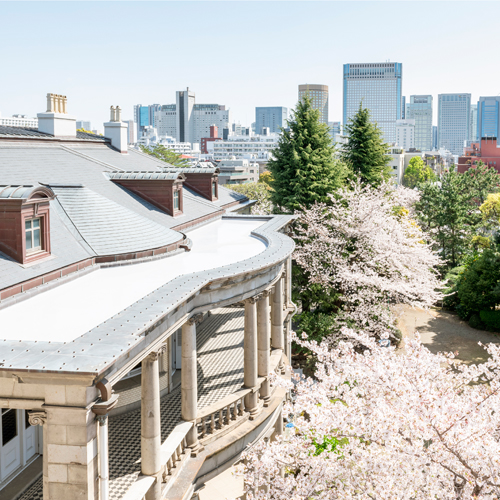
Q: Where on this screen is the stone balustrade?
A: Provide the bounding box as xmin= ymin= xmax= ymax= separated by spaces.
xmin=161 ymin=420 xmax=193 ymax=483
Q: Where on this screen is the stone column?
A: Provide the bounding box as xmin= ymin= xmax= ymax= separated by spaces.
xmin=271 ymin=276 xmax=285 ymax=352
xmin=244 ymin=297 xmax=259 ymax=418
xmin=257 ymin=290 xmax=271 ymax=407
xmin=27 ymin=412 xmax=48 ymax=498
xmin=182 ymin=314 xmax=203 ymax=455
xmin=141 ymin=350 xmax=162 ymax=500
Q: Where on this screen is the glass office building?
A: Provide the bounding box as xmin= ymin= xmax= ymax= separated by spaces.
xmin=343 ymin=62 xmax=402 ymax=143
xmin=470 ymin=104 xmax=478 ymax=142
xmin=255 ymin=107 xmax=288 ymax=134
xmin=437 ymin=94 xmax=471 ymax=155
xmin=406 ymin=95 xmax=433 ymax=151
xmin=477 ymin=97 xmax=500 ymax=140
xmin=298 ymin=84 xmax=329 ymax=124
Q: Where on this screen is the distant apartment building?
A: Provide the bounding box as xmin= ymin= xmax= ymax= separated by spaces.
xmin=76 ymin=120 xmax=91 ymax=130
xmin=388 ymin=145 xmax=405 ymax=185
xmin=343 ymin=62 xmax=403 ymax=143
xmin=406 ymin=95 xmax=433 ymax=151
xmin=395 ymin=119 xmax=415 ymax=150
xmin=124 ymin=119 xmax=136 ymax=144
xmin=0 ymin=113 xmax=38 ymax=128
xmin=200 ymin=125 xmax=222 ymax=154
xmin=477 ymin=96 xmax=500 ymax=140
xmin=255 ymin=107 xmax=287 ymax=134
xmin=209 ymin=134 xmax=279 ymax=160
xmin=155 ymin=89 xmax=230 ymax=146
xmin=458 ymin=138 xmax=500 ymax=173
xmin=217 ymin=158 xmax=259 ymax=185
xmin=470 ymin=104 xmax=478 ymax=142
xmin=299 ymin=84 xmax=329 ymax=124
xmin=437 ymin=93 xmax=471 ymax=155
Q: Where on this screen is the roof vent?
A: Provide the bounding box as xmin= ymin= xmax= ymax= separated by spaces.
xmin=37 ymin=93 xmax=77 ymax=137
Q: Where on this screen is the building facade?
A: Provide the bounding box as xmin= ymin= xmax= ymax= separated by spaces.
xmin=477 ymin=96 xmax=500 ymax=141
xmin=395 ymin=119 xmax=415 ymax=150
xmin=76 ymin=120 xmax=91 ymax=130
xmin=432 ymin=125 xmax=438 ymax=150
xmin=406 ymin=95 xmax=433 ymax=151
xmin=255 ymin=107 xmax=287 ymax=134
xmin=298 ymin=84 xmax=329 ymax=124
xmin=209 ymin=134 xmax=279 ymax=160
xmin=470 ymin=104 xmax=478 ymax=142
xmin=437 ymin=93 xmax=471 ymax=155
xmin=343 ymin=62 xmax=403 ymax=143
xmin=0 ymin=113 xmax=38 ymax=128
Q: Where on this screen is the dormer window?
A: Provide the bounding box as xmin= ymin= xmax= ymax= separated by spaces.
xmin=0 ymin=185 xmax=55 ymax=265
xmin=212 ymin=181 xmax=217 ymax=198
xmin=174 ymin=190 xmax=180 ymax=211
xmin=25 ymin=218 xmax=42 ymax=253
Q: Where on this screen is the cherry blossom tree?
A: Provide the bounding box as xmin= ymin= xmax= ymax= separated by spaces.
xmin=240 ymin=331 xmax=500 ymax=499
xmin=293 ymin=181 xmax=442 ymax=340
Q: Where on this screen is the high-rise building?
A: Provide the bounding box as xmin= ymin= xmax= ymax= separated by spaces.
xmin=470 ymin=104 xmax=478 ymax=142
xmin=123 ymin=120 xmax=136 ymax=144
xmin=343 ymin=62 xmax=402 ymax=143
xmin=255 ymin=107 xmax=287 ymax=134
xmin=477 ymin=96 xmax=500 ymax=140
xmin=328 ymin=121 xmax=341 ymax=143
xmin=298 ymin=84 xmax=328 ymax=124
xmin=395 ymin=119 xmax=415 ymax=150
xmin=401 ymin=96 xmax=406 ymax=119
xmin=432 ymin=126 xmax=438 ymax=150
xmin=406 ymin=95 xmax=433 ymax=151
xmin=437 ymin=94 xmax=471 ymax=155
xmin=76 ymin=120 xmax=91 ymax=131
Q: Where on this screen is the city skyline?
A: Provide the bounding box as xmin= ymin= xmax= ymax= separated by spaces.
xmin=1 ymin=2 xmax=499 ymax=129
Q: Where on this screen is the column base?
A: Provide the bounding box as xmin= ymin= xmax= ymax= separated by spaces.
xmin=186 ymin=424 xmax=204 ymax=456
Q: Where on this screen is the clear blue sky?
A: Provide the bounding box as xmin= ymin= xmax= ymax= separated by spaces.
xmin=1 ymin=1 xmax=499 ymax=129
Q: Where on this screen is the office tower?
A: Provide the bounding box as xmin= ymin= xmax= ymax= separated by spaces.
xmin=432 ymin=126 xmax=438 ymax=150
xmin=406 ymin=95 xmax=433 ymax=151
xmin=477 ymin=96 xmax=500 ymax=140
xmin=402 ymin=96 xmax=406 ymax=119
xmin=328 ymin=121 xmax=341 ymax=142
xmin=255 ymin=107 xmax=288 ymax=134
xmin=470 ymin=104 xmax=478 ymax=142
xmin=437 ymin=94 xmax=471 ymax=155
xmin=134 ymin=104 xmax=154 ymax=139
xmin=298 ymin=84 xmax=329 ymax=124
xmin=76 ymin=120 xmax=91 ymax=130
xmin=395 ymin=119 xmax=415 ymax=150
xmin=124 ymin=119 xmax=136 ymax=144
xmin=343 ymin=62 xmax=402 ymax=143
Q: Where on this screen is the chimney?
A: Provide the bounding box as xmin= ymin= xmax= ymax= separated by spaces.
xmin=104 ymin=105 xmax=128 ymax=153
xmin=37 ymin=93 xmax=76 ymax=137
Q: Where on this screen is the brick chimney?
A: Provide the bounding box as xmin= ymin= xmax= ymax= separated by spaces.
xmin=37 ymin=93 xmax=77 ymax=137
xmin=104 ymin=105 xmax=128 ymax=153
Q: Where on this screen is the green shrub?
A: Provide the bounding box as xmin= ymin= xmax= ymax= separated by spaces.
xmin=479 ymin=310 xmax=500 ymax=332
xmin=469 ymin=313 xmax=485 ymax=330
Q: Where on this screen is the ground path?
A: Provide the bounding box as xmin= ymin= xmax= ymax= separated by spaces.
xmin=396 ymin=305 xmax=500 ymax=364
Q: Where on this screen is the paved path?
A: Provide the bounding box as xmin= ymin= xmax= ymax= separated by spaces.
xmin=19 ymin=307 xmax=245 ymax=500
xmin=396 ymin=305 xmax=500 ymax=364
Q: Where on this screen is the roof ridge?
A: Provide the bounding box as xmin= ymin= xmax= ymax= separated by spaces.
xmin=59 ymin=145 xmax=124 ymax=172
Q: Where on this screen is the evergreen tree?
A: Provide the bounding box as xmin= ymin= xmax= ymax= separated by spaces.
xmin=139 ymin=144 xmax=189 ymax=167
xmin=341 ymin=104 xmax=392 ymax=186
xmin=403 ymin=156 xmax=436 ymax=188
xmin=268 ymin=96 xmax=347 ymax=213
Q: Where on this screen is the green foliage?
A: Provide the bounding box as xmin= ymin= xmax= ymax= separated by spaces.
xmin=293 ymin=311 xmax=338 ymax=355
xmin=455 ymin=249 xmax=500 ymax=318
xmin=479 ymin=310 xmax=500 ymax=331
xmin=403 ymin=157 xmax=436 ymax=188
xmin=462 ymin=161 xmax=499 ymax=205
xmin=311 ymin=435 xmax=349 ymax=457
xmin=469 ymin=313 xmax=485 ymax=330
xmin=268 ymin=96 xmax=348 ymax=213
xmin=442 ymin=265 xmax=466 ymax=309
xmin=228 ymin=182 xmax=272 ymax=214
xmin=259 ymin=171 xmax=273 ymax=187
xmin=77 ymin=127 xmax=95 ymax=135
xmin=480 ymin=192 xmax=500 ymax=227
xmin=139 ymin=144 xmax=189 ymax=167
xmin=341 ymin=104 xmax=392 ymax=186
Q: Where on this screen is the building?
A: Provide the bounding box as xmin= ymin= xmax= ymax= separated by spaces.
xmin=470 ymin=104 xmax=478 ymax=142
xmin=395 ymin=119 xmax=415 ymax=151
xmin=406 ymin=95 xmax=433 ymax=151
xmin=0 ymin=93 xmax=294 ymax=500
xmin=388 ymin=145 xmax=405 ymax=184
xmin=298 ymin=84 xmax=328 ymax=124
xmin=209 ymin=134 xmax=279 ymax=161
xmin=255 ymin=107 xmax=287 ymax=134
xmin=343 ymin=62 xmax=403 ymax=143
xmin=437 ymin=93 xmax=471 ymax=155
xmin=217 ymin=158 xmax=260 ymax=185
xmin=477 ymin=96 xmax=500 ymax=141
xmin=458 ymin=138 xmax=500 ymax=173
xmin=124 ymin=119 xmax=136 ymax=144
xmin=0 ymin=113 xmax=38 ymax=128
xmin=401 ymin=96 xmax=406 ymax=119
xmin=200 ymin=125 xmax=222 ymax=154
xmin=328 ymin=121 xmax=342 ymax=143
xmin=76 ymin=120 xmax=91 ymax=130
xmin=432 ymin=125 xmax=438 ymax=150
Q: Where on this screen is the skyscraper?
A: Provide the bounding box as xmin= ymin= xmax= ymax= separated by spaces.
xmin=401 ymin=96 xmax=406 ymax=119
xmin=298 ymin=84 xmax=329 ymax=124
xmin=255 ymin=107 xmax=287 ymax=134
xmin=437 ymin=94 xmax=471 ymax=155
xmin=134 ymin=104 xmax=159 ymax=139
xmin=406 ymin=95 xmax=433 ymax=151
xmin=470 ymin=104 xmax=478 ymax=142
xmin=477 ymin=96 xmax=500 ymax=140
xmin=343 ymin=62 xmax=402 ymax=143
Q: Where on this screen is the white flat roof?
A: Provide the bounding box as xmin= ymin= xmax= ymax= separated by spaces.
xmin=0 ymin=220 xmax=266 ymax=343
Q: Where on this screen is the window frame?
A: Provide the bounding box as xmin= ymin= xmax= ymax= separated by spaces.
xmin=25 ymin=217 xmax=43 ymax=254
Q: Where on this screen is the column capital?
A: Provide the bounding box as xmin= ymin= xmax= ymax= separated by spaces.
xmin=261 ymin=289 xmax=272 ymax=298
xmin=245 ymin=296 xmax=259 ymax=304
xmin=186 ymin=313 xmax=204 ymax=326
xmin=28 ymin=411 xmax=47 ymax=426
xmin=96 ymin=414 xmax=108 ymax=426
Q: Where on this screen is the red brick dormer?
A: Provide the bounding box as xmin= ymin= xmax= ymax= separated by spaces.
xmin=0 ymin=185 xmax=55 ymax=264
xmin=163 ymin=167 xmax=219 ymax=202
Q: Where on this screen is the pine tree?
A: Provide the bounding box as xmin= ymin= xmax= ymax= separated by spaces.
xmin=341 ymin=104 xmax=392 ymax=186
xmin=268 ymin=96 xmax=347 ymax=213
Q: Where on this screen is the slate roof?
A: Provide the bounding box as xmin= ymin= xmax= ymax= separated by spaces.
xmin=0 ymin=125 xmax=108 ymax=142
xmin=108 ymin=171 xmax=184 ymax=181
xmin=0 ymin=185 xmax=40 ymax=199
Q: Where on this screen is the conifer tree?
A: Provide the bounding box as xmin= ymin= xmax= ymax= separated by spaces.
xmin=268 ymin=97 xmax=347 ymax=213
xmin=341 ymin=104 xmax=392 ymax=186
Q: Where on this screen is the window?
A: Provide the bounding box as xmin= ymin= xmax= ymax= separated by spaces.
xmin=25 ymin=218 xmax=42 ymax=253
xmin=212 ymin=181 xmax=217 ymax=198
xmin=173 ymin=190 xmax=180 ymax=210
